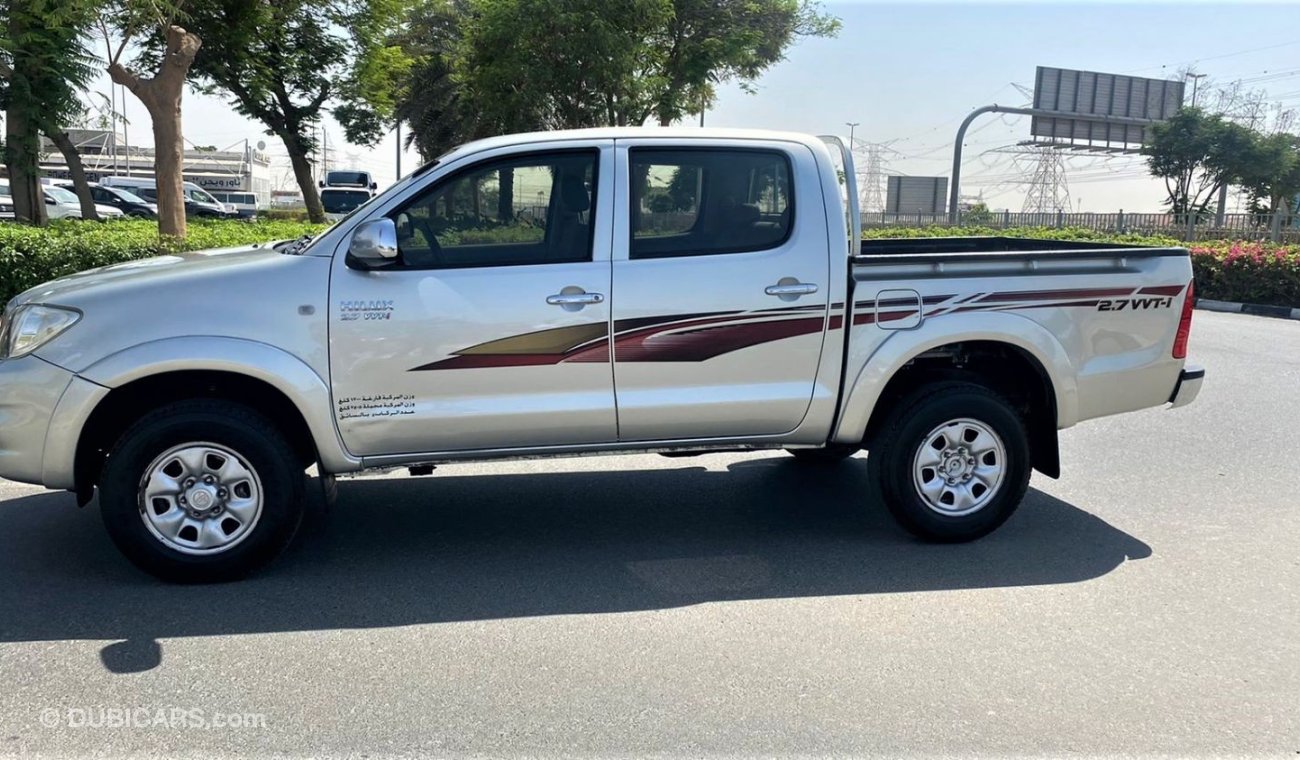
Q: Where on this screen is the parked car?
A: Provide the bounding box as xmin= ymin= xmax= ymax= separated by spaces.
xmin=0 ymin=193 xmax=13 ymax=221
xmin=0 ymin=128 xmax=1203 ymax=582
xmin=100 ymin=176 xmax=234 ymax=218
xmin=86 ymin=183 xmax=158 ymax=219
xmin=320 ymin=187 xmax=372 ymax=221
xmin=0 ymin=182 xmax=123 ymax=220
xmin=42 ymin=185 xmax=125 ymax=220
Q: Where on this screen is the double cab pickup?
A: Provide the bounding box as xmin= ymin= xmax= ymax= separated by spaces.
xmin=0 ymin=129 xmax=1203 ymax=581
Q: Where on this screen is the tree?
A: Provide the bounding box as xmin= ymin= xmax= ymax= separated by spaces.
xmin=394 ymin=0 xmax=840 ymax=156
xmin=651 ymin=0 xmax=840 ymax=125
xmin=456 ymin=0 xmax=674 ymax=130
xmin=391 ymin=0 xmax=475 ymax=162
xmin=102 ymin=0 xmax=201 ymax=240
xmin=0 ymin=78 xmax=101 ymax=222
xmin=1 ymin=0 xmax=98 ymax=225
xmin=1238 ymin=132 xmax=1300 ymax=217
xmin=181 ymin=0 xmax=406 ymax=223
xmin=1143 ymin=108 xmax=1258 ymax=216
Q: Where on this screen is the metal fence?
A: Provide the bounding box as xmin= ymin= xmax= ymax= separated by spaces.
xmin=861 ymin=210 xmax=1300 ymax=243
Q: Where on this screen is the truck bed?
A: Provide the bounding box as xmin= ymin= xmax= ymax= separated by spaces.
xmin=839 ymin=235 xmax=1195 ymax=435
xmin=857 ymin=236 xmax=1188 ymax=261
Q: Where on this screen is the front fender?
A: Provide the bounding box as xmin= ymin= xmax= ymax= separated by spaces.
xmin=831 ymin=311 xmax=1078 ymax=445
xmin=72 ymin=336 xmax=359 ymax=474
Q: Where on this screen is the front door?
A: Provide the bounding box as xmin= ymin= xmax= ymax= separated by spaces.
xmin=329 ymin=144 xmax=617 ymax=456
xmin=610 ymin=141 xmax=831 ymax=441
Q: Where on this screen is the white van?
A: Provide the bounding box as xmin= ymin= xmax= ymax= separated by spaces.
xmin=322 ymin=170 xmax=377 ymax=191
xmin=209 ymin=191 xmax=260 ymax=219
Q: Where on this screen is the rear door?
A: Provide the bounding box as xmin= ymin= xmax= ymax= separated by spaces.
xmin=609 ymin=140 xmax=831 ymax=441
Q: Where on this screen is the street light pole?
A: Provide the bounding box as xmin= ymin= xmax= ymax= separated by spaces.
xmin=948 ymin=104 xmax=1157 ymax=224
xmin=1186 ymin=73 xmax=1208 ymax=108
xmin=845 ymin=121 xmax=860 ymax=150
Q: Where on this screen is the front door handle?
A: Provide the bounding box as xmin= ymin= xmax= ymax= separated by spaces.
xmin=765 ymin=280 xmax=819 ymax=301
xmin=546 ymin=288 xmax=604 ymax=311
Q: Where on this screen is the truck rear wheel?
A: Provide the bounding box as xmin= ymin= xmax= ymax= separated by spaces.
xmin=869 ymin=382 xmax=1030 ymax=542
xmin=99 ymin=399 xmax=305 ymax=582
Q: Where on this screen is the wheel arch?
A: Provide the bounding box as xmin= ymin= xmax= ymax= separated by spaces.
xmin=65 ymin=338 xmax=359 ymax=503
xmin=832 ymin=313 xmax=1077 ymax=478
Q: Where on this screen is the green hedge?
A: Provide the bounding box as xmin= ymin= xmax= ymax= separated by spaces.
xmin=2 ymin=221 xmax=1297 ymax=310
xmin=864 ymin=225 xmax=1299 ymax=309
xmin=0 ymin=219 xmax=327 ymax=305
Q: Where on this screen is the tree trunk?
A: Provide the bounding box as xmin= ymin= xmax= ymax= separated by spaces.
xmin=3 ymin=10 xmax=45 ymax=225
xmin=283 ymin=133 xmax=324 ymax=223
xmin=108 ymin=25 xmax=201 ymax=242
xmin=47 ymin=130 xmax=99 ymax=220
xmin=4 ymin=105 xmax=47 ymax=225
xmin=148 ymin=99 xmax=186 ymax=238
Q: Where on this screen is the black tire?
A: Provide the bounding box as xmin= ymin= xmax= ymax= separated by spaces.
xmin=786 ymin=444 xmax=859 ymax=463
xmin=99 ymin=399 xmax=305 ymax=583
xmin=868 ymin=381 xmax=1031 ymax=542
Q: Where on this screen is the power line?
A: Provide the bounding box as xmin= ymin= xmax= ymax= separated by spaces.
xmin=1123 ymin=39 xmax=1300 ymax=76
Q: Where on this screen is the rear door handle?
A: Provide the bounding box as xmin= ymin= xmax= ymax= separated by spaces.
xmin=765 ymin=281 xmax=819 ymax=300
xmin=546 ymin=289 xmax=604 ymax=311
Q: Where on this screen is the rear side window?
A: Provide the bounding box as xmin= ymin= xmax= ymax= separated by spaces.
xmin=630 ymin=148 xmax=793 ymax=259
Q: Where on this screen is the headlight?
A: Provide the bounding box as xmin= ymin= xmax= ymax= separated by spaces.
xmin=1 ymin=305 xmax=82 ymax=358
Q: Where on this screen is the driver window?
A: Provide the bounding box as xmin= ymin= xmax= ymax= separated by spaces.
xmin=393 ymin=150 xmax=597 ymax=269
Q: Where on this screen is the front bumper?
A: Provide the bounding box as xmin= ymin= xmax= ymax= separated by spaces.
xmin=0 ymin=356 xmax=76 ymax=485
xmin=1168 ymin=364 xmax=1205 ymax=409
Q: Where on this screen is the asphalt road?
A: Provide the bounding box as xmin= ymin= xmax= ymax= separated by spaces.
xmin=0 ymin=310 xmax=1296 ymax=758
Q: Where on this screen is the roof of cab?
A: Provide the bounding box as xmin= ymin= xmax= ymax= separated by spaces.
xmin=437 ymin=127 xmax=831 ymax=165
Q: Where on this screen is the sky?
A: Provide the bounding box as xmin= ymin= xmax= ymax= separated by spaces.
xmin=88 ymin=0 xmax=1300 ymax=212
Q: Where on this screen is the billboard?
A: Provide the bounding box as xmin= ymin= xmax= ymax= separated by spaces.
xmin=1031 ymin=66 xmax=1184 ymax=147
xmin=886 ymin=176 xmax=947 ymax=214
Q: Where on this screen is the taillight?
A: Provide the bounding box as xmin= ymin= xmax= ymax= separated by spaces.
xmin=1173 ymin=281 xmax=1194 ymax=359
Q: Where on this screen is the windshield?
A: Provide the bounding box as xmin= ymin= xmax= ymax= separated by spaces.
xmin=185 ymin=187 xmax=220 ymax=205
xmin=45 ymin=186 xmax=78 ymax=204
xmin=326 ymin=171 xmax=370 ymax=188
xmin=109 ymin=187 xmax=149 ymax=204
xmin=321 ymin=189 xmax=372 ymax=214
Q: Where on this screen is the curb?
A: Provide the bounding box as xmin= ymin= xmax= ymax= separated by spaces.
xmin=1196 ymin=298 xmax=1300 ymax=321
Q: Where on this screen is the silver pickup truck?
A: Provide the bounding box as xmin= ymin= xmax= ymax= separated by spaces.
xmin=0 ymin=128 xmax=1203 ymax=581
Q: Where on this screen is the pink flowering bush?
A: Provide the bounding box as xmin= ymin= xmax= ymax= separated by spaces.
xmin=1189 ymin=242 xmax=1300 ymax=308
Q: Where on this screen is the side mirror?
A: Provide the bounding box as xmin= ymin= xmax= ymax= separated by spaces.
xmin=45 ymin=196 xmax=56 ymax=206
xmin=346 ymin=218 xmax=399 ymax=271
xmin=370 ymin=182 xmax=378 ymax=191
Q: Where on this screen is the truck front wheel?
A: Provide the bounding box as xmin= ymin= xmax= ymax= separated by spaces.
xmin=869 ymin=382 xmax=1031 ymax=542
xmin=99 ymin=400 xmax=305 ymax=582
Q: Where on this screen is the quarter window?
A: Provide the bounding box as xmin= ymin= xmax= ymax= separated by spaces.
xmin=391 ymin=151 xmax=598 ymax=269
xmin=630 ymin=148 xmax=793 ymax=259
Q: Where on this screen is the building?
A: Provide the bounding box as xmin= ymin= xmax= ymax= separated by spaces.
xmin=37 ymin=129 xmax=274 ymax=207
